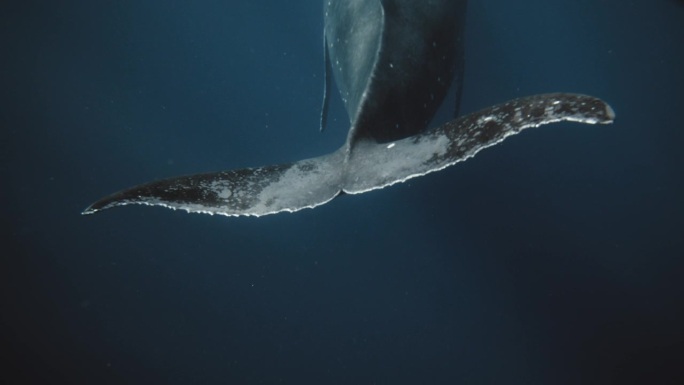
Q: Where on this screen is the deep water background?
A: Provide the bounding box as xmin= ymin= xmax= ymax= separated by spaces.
xmin=2 ymin=0 xmax=683 ymax=384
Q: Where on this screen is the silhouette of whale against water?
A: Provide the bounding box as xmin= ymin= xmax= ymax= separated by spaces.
xmin=83 ymin=0 xmax=614 ymax=218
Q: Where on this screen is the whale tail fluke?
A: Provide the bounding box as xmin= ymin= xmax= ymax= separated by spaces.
xmin=83 ymin=93 xmax=614 ymax=218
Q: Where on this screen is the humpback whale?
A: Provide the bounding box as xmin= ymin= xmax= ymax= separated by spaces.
xmin=83 ymin=0 xmax=614 ymax=218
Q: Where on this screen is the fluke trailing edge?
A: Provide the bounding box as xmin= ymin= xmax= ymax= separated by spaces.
xmin=83 ymin=0 xmax=614 ymax=218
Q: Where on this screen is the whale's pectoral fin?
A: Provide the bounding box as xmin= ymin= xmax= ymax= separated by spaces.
xmin=83 ymin=150 xmax=346 ymax=217
xmin=83 ymin=93 xmax=613 ymax=218
xmin=343 ymin=93 xmax=615 ymax=193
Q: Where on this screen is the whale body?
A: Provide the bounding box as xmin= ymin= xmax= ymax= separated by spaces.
xmin=83 ymin=0 xmax=614 ymax=217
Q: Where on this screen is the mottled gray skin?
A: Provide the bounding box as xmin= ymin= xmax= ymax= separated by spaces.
xmin=84 ymin=94 xmax=614 ymax=217
xmin=83 ymin=2 xmax=615 ymax=218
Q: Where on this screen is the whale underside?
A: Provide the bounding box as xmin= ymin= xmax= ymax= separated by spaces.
xmin=83 ymin=0 xmax=614 ymax=218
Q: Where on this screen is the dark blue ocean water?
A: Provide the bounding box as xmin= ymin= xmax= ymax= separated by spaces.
xmin=2 ymin=0 xmax=683 ymax=384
